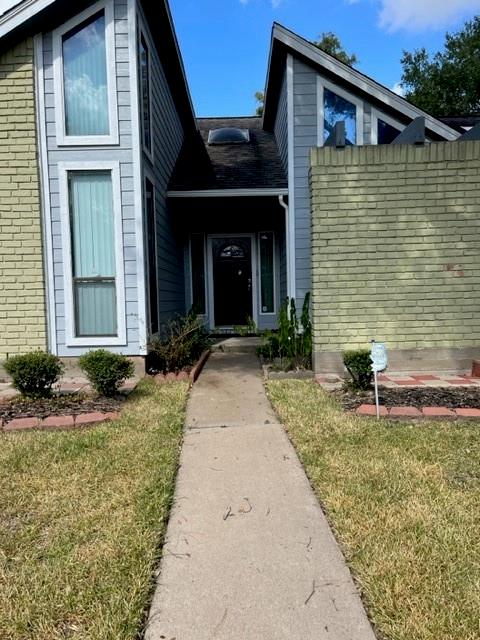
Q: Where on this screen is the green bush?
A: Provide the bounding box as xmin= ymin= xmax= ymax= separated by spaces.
xmin=343 ymin=349 xmax=373 ymax=390
xmin=4 ymin=351 xmax=64 ymax=398
xmin=256 ymin=293 xmax=312 ymax=369
xmin=79 ymin=350 xmax=134 ymax=397
xmin=148 ymin=311 xmax=211 ymax=374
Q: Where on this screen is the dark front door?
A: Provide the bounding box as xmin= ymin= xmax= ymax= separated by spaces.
xmin=212 ymin=237 xmax=253 ymax=326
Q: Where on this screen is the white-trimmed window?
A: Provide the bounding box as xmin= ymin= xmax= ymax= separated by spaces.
xmin=258 ymin=232 xmax=276 ymax=315
xmin=53 ymin=0 xmax=119 ymax=146
xmin=371 ymin=108 xmax=403 ymax=145
xmin=317 ymin=77 xmax=364 ymax=146
xmin=139 ymin=31 xmax=153 ymax=157
xmin=59 ymin=161 xmax=126 ymax=346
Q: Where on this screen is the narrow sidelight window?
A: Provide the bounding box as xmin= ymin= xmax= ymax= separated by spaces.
xmin=324 ymin=87 xmax=357 ymax=145
xmin=191 ymin=234 xmax=206 ymax=315
xmin=69 ymin=171 xmax=117 ymax=336
xmin=139 ymin=34 xmax=152 ymax=153
xmin=62 ymin=11 xmax=109 ymax=136
xmin=260 ymin=232 xmax=274 ymax=313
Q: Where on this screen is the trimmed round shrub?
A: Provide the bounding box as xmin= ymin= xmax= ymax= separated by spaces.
xmin=79 ymin=349 xmax=134 ymax=397
xmin=4 ymin=351 xmax=64 ymax=398
xmin=343 ymin=349 xmax=373 ymax=390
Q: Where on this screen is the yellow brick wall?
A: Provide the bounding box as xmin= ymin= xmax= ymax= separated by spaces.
xmin=0 ymin=38 xmax=46 ymax=360
xmin=310 ymin=141 xmax=480 ymax=372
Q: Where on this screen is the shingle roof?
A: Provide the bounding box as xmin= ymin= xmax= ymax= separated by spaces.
xmin=169 ymin=116 xmax=287 ymax=191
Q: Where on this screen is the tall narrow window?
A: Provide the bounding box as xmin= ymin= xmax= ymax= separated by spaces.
xmin=324 ymin=87 xmax=357 ymax=145
xmin=139 ymin=34 xmax=152 ymax=153
xmin=260 ymin=233 xmax=274 ymax=314
xmin=145 ymin=179 xmax=158 ymax=334
xmin=191 ymin=234 xmax=206 ymax=315
xmin=69 ymin=171 xmax=117 ymax=336
xmin=62 ymin=11 xmax=109 ymax=136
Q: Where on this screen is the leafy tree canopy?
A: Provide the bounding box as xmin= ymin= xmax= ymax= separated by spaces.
xmin=312 ymin=32 xmax=358 ymax=66
xmin=401 ymin=16 xmax=480 ymax=116
xmin=254 ymin=91 xmax=264 ymax=117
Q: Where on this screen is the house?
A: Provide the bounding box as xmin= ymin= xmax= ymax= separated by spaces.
xmin=1 ymin=0 xmax=478 ymax=375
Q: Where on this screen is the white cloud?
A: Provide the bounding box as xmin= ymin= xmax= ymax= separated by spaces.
xmin=238 ymin=0 xmax=284 ymax=7
xmin=391 ymin=82 xmax=405 ymax=96
xmin=378 ymin=0 xmax=480 ymax=32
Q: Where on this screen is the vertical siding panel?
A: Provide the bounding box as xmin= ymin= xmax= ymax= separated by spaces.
xmin=139 ymin=5 xmax=185 ymax=328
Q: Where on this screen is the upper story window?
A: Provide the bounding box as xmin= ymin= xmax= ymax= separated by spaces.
xmin=377 ymin=119 xmax=401 ymax=144
xmin=371 ymin=109 xmax=403 ymax=145
xmin=53 ymin=1 xmax=119 ymax=146
xmin=63 ymin=12 xmax=108 ymax=136
xmin=139 ymin=33 xmax=152 ymax=155
xmin=317 ymin=77 xmax=364 ymax=146
xmin=324 ymin=88 xmax=356 ymax=145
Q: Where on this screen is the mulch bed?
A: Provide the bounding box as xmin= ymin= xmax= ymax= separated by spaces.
xmin=0 ymin=394 xmax=125 ymax=422
xmin=335 ymin=385 xmax=480 ymax=411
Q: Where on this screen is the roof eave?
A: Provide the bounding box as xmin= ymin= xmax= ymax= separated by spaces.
xmin=264 ymin=23 xmax=459 ymax=141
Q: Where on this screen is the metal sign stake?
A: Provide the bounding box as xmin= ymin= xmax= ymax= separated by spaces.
xmin=370 ymin=339 xmax=388 ymax=420
xmin=374 ymin=369 xmax=380 ymax=419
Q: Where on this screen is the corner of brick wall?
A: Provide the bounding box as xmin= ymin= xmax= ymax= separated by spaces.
xmin=0 ymin=38 xmax=47 ymax=360
xmin=309 ymin=141 xmax=480 ymax=355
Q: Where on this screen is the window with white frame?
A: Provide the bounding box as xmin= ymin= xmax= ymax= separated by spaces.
xmin=259 ymin=232 xmax=275 ymax=314
xmin=59 ymin=162 xmax=126 ymax=346
xmin=139 ymin=32 xmax=152 ymax=155
xmin=53 ymin=1 xmax=118 ymax=145
xmin=371 ymin=109 xmax=403 ymax=145
xmin=317 ymin=77 xmax=364 ymax=146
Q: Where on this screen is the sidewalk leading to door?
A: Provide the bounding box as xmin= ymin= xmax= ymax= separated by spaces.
xmin=145 ymin=351 xmax=376 ymax=640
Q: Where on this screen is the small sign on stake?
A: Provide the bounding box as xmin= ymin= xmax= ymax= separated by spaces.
xmin=370 ymin=340 xmax=388 ymax=419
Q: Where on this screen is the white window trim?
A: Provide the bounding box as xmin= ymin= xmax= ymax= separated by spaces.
xmin=58 ymin=161 xmax=126 ymax=347
xmin=138 ymin=23 xmax=154 ymax=163
xmin=371 ymin=108 xmax=404 ymax=145
xmin=258 ymin=231 xmax=277 ymax=316
xmin=53 ymin=0 xmax=119 ymax=147
xmin=206 ymin=233 xmax=258 ymax=331
xmin=316 ymin=75 xmax=364 ymax=147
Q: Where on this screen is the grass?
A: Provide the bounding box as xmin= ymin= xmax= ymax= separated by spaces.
xmin=0 ymin=378 xmax=188 ymax=640
xmin=267 ymin=380 xmax=480 ymax=640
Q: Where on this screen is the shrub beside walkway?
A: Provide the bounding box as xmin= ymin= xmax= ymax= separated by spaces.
xmin=146 ymin=352 xmax=375 ymax=639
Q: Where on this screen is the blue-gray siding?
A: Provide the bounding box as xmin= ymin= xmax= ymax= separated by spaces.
xmin=291 ymin=57 xmax=380 ymax=304
xmin=42 ymin=0 xmax=139 ymax=357
xmin=292 ymin=58 xmax=317 ymax=303
xmin=274 ymin=68 xmax=288 ymax=176
xmin=139 ymin=4 xmax=185 ymax=328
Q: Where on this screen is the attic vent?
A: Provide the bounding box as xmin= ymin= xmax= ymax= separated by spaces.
xmin=208 ymin=127 xmax=250 ymax=145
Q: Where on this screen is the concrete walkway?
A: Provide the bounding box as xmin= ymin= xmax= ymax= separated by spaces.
xmin=145 ymin=352 xmax=376 ymax=640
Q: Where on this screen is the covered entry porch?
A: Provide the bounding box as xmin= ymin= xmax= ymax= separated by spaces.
xmin=169 ymin=194 xmax=288 ymax=332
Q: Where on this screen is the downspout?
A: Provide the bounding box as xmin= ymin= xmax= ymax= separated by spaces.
xmin=278 ymin=194 xmax=290 ymax=300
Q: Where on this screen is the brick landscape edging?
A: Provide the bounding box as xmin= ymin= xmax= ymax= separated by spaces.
xmin=1 ymin=411 xmax=121 ymax=432
xmin=154 ymin=349 xmax=211 ymax=386
xmin=356 ymin=404 xmax=480 ymax=419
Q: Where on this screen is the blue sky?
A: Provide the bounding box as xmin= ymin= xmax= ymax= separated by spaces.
xmin=169 ymin=0 xmax=480 ymax=117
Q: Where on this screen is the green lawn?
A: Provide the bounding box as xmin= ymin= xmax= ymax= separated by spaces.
xmin=267 ymin=380 xmax=480 ymax=640
xmin=0 ymin=378 xmax=188 ymax=640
